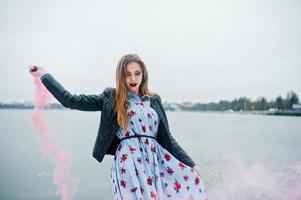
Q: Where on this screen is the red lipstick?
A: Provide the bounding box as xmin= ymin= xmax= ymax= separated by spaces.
xmin=130 ymin=83 xmax=137 ymax=87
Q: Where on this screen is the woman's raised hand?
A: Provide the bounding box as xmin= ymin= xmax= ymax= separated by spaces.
xmin=28 ymin=65 xmax=48 ymax=78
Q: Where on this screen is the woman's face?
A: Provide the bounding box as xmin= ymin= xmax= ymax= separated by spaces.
xmin=125 ymin=62 xmax=143 ymax=95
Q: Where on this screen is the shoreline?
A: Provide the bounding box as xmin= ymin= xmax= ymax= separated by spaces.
xmin=1 ymin=108 xmax=300 ymax=117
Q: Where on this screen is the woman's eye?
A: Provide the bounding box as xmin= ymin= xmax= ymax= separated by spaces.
xmin=126 ymin=72 xmax=141 ymax=76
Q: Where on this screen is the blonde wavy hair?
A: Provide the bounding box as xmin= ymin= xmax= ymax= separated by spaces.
xmin=114 ymin=54 xmax=157 ymax=132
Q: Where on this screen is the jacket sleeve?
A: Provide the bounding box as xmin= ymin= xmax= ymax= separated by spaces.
xmin=40 ymin=73 xmax=106 ymax=111
xmin=157 ymin=95 xmax=197 ymax=168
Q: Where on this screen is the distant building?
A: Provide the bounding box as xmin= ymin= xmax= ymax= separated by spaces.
xmin=292 ymin=104 xmax=301 ymax=110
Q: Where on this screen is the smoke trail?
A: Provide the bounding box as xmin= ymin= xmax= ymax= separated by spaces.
xmin=206 ymin=154 xmax=301 ymax=200
xmin=31 ymin=76 xmax=79 ymax=200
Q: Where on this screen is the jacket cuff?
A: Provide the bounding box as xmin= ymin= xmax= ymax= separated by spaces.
xmin=40 ymin=72 xmax=51 ymax=80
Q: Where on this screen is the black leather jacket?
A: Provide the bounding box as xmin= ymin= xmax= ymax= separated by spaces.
xmin=40 ymin=73 xmax=196 ymax=167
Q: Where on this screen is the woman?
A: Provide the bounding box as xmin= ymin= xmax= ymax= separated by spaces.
xmin=29 ymin=54 xmax=208 ymax=200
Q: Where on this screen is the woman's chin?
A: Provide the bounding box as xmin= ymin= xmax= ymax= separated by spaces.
xmin=127 ymin=88 xmax=139 ymax=94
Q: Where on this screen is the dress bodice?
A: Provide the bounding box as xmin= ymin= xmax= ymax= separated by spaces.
xmin=115 ymin=91 xmax=159 ymax=140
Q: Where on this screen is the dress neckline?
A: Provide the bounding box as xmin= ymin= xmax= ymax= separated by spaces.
xmin=127 ymin=91 xmax=150 ymax=102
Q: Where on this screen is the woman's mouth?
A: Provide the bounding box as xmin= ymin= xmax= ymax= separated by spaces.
xmin=130 ymin=83 xmax=137 ymax=87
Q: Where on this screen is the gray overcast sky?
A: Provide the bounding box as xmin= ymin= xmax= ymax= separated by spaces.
xmin=0 ymin=0 xmax=300 ymax=103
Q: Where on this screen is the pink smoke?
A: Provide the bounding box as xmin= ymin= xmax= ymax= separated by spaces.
xmin=31 ymin=77 xmax=79 ymax=200
xmin=207 ymin=154 xmax=301 ymax=200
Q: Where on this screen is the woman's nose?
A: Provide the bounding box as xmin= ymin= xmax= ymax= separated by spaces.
xmin=131 ymin=76 xmax=136 ymax=82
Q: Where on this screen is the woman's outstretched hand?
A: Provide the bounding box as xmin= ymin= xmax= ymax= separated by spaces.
xmin=28 ymin=65 xmax=47 ymax=78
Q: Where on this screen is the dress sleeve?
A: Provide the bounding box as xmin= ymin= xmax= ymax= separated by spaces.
xmin=40 ymin=73 xmax=107 ymax=111
xmin=157 ymin=95 xmax=197 ymax=168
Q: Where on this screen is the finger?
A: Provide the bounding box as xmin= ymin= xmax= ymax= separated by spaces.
xmin=29 ymin=64 xmax=35 ymax=69
xmin=29 ymin=65 xmax=35 ymax=72
xmin=29 ymin=65 xmax=33 ymax=71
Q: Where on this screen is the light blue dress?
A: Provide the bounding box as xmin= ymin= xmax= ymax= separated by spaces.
xmin=110 ymin=91 xmax=208 ymax=200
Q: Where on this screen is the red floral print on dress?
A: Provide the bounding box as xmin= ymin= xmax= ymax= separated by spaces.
xmin=147 ymin=112 xmax=152 ymax=118
xmin=120 ymin=180 xmax=126 ymax=188
xmin=125 ymin=131 xmax=130 ymax=137
xmin=120 ymin=153 xmax=128 ymax=163
xmin=179 ymin=162 xmax=185 ymax=170
xmin=164 ymin=153 xmax=171 ymax=161
xmin=150 ymin=191 xmax=157 ymax=198
xmin=129 ymin=146 xmax=136 ymax=153
xmin=110 ymin=92 xmax=208 ymax=199
xmin=142 ymin=125 xmax=147 ymax=132
xmin=121 ymin=167 xmax=126 ymax=174
xmin=127 ymin=110 xmax=136 ymax=118
xmin=167 ymin=167 xmax=174 ymax=175
xmin=174 ymin=180 xmax=181 ymax=192
xmin=147 ymin=176 xmax=153 ymax=186
xmin=118 ymin=144 xmax=122 ymax=151
xmin=145 ymin=138 xmax=149 ymax=145
xmin=151 ymin=146 xmax=156 ymax=153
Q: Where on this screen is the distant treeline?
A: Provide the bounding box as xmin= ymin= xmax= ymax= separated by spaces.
xmin=0 ymin=103 xmax=65 ymax=109
xmin=164 ymin=91 xmax=300 ymax=111
xmin=0 ymin=90 xmax=299 ymax=112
